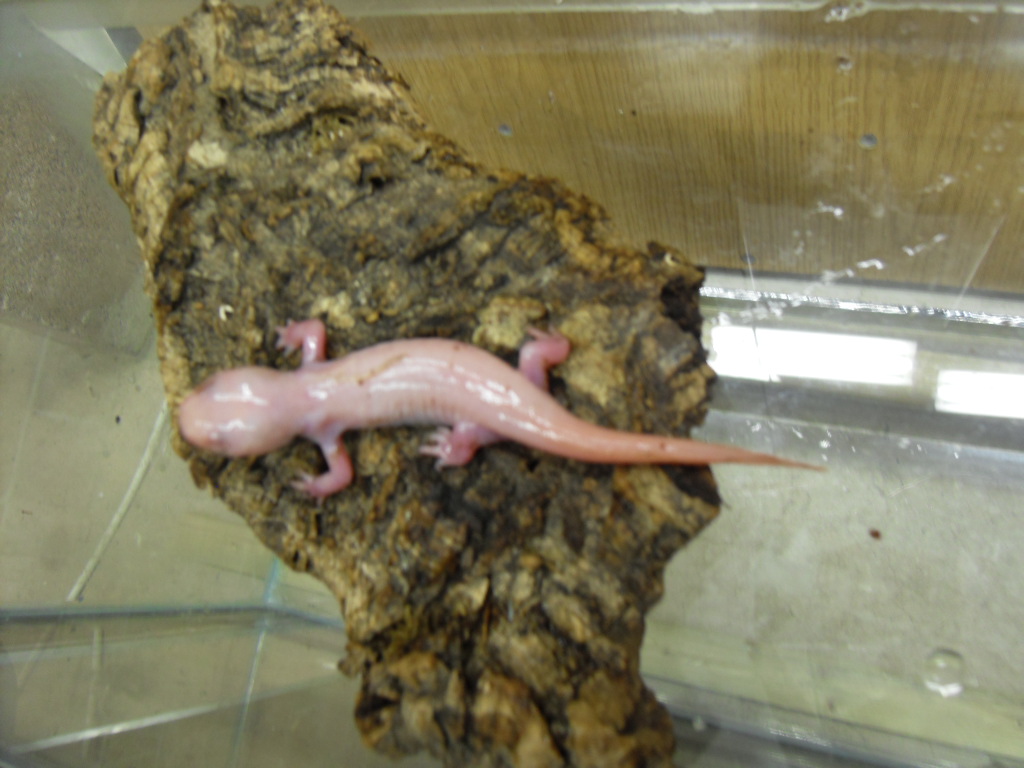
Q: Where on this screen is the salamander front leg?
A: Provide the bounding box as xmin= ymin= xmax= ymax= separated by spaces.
xmin=293 ymin=434 xmax=354 ymax=499
xmin=276 ymin=319 xmax=328 ymax=366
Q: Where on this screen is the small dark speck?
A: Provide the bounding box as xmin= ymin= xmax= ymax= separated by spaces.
xmin=869 ymin=528 xmax=882 ymax=540
xmin=21 ymin=509 xmax=32 ymax=515
xmin=497 ymin=123 xmax=513 ymax=137
xmin=115 ymin=415 xmax=122 ymax=424
xmin=630 ymin=109 xmax=638 ymax=117
xmin=859 ymin=133 xmax=879 ymax=149
xmin=740 ymin=252 xmax=756 ymax=265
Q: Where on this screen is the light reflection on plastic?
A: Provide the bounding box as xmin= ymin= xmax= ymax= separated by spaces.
xmin=934 ymin=371 xmax=1024 ymax=419
xmin=709 ymin=327 xmax=917 ymax=386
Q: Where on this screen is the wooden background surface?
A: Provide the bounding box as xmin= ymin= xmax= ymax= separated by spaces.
xmin=357 ymin=8 xmax=1024 ymax=296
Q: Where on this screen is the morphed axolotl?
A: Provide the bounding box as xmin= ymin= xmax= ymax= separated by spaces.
xmin=178 ymin=319 xmax=819 ymax=498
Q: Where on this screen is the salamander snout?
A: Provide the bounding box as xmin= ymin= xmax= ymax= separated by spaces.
xmin=178 ymin=367 xmax=294 ymax=457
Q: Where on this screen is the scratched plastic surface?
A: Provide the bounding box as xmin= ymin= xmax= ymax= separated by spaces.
xmin=2 ymin=1 xmax=1024 ymax=767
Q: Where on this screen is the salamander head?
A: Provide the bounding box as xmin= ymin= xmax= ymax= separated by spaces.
xmin=178 ymin=367 xmax=295 ymax=457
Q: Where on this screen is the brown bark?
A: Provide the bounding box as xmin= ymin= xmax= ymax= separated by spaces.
xmin=93 ymin=1 xmax=720 ymax=765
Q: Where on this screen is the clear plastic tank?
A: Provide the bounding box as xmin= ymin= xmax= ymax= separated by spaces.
xmin=2 ymin=1 xmax=1022 ymax=765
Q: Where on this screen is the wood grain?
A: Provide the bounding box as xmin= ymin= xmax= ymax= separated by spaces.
xmin=357 ymin=8 xmax=1024 ymax=294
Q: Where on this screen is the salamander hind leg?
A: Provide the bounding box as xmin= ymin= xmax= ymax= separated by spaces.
xmin=420 ymin=422 xmax=500 ymax=468
xmin=518 ymin=328 xmax=571 ymax=391
xmin=276 ymin=319 xmax=327 ymax=366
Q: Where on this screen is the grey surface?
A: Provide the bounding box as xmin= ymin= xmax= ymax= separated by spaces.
xmin=0 ymin=7 xmax=150 ymax=354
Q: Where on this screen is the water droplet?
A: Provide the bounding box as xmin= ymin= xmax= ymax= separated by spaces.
xmin=901 ymin=232 xmax=948 ymax=258
xmin=923 ymin=649 xmax=965 ymax=698
xmin=819 ymin=439 xmax=831 ymax=449
xmin=497 ymin=123 xmax=514 ymax=137
xmin=740 ymin=252 xmax=756 ymax=265
xmin=825 ymin=4 xmax=848 ymax=21
xmin=922 ymin=174 xmax=956 ymax=194
xmin=751 ymin=423 xmax=763 ymax=433
xmin=836 ymin=56 xmax=854 ymax=73
xmin=691 ymin=715 xmax=707 ymax=732
xmin=824 ymin=1 xmax=868 ymax=22
xmin=816 ymin=201 xmax=845 ymax=219
xmin=820 ymin=268 xmax=855 ymax=283
xmin=859 ymin=133 xmax=879 ymax=150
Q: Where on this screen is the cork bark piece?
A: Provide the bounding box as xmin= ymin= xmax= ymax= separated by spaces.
xmin=93 ymin=1 xmax=720 ymax=765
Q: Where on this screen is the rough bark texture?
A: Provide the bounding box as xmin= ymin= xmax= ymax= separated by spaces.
xmin=93 ymin=1 xmax=720 ymax=765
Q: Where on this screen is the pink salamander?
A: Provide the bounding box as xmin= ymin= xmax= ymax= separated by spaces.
xmin=178 ymin=319 xmax=817 ymax=498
